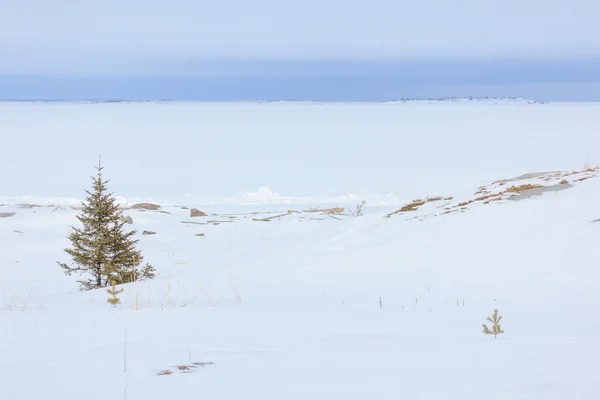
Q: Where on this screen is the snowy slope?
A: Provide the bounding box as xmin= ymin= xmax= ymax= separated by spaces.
xmin=1 ymin=102 xmax=600 ymax=400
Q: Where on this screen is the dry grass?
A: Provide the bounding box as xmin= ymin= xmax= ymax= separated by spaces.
xmin=0 ymin=212 xmax=16 ymax=218
xmin=505 ymin=184 xmax=543 ymax=193
xmin=474 ymin=192 xmax=504 ymax=202
xmin=1 ymin=290 xmax=44 ymax=312
xmin=233 ymin=282 xmax=242 ymax=305
xmin=483 ymin=198 xmax=502 ymax=205
xmin=392 ymin=168 xmax=598 ymax=220
xmin=400 ymin=199 xmax=426 ymax=212
xmin=386 ymin=196 xmax=446 ymax=218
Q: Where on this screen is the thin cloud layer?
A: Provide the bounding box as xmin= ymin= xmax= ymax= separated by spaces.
xmin=1 ymin=0 xmax=599 ymax=74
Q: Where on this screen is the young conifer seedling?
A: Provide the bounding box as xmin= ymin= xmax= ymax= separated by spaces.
xmin=482 ymin=308 xmax=505 ymax=339
xmin=107 ymin=281 xmax=124 ymax=307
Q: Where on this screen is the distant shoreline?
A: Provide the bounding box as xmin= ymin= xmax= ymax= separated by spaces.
xmin=0 ymin=97 xmax=550 ymax=104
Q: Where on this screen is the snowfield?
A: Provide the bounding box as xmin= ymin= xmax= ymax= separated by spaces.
xmin=1 ymin=101 xmax=600 ymax=399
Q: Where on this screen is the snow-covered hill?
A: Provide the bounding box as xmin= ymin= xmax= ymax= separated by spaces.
xmin=1 ymin=102 xmax=600 ymax=399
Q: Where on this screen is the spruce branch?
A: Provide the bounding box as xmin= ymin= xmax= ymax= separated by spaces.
xmin=482 ymin=308 xmax=505 ymax=339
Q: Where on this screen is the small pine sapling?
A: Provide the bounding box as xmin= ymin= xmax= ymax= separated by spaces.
xmin=107 ymin=281 xmax=124 ymax=307
xmin=482 ymin=308 xmax=505 ymax=339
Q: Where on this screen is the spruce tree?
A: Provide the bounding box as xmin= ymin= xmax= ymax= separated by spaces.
xmin=106 ymin=280 xmax=124 ymax=307
xmin=58 ymin=159 xmax=156 ymax=291
xmin=482 ymin=309 xmax=505 ymax=339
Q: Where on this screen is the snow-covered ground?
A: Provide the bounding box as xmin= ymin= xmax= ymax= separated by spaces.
xmin=1 ymin=101 xmax=600 ymax=399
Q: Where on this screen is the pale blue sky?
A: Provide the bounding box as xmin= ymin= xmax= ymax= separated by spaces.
xmin=1 ymin=0 xmax=600 ymax=100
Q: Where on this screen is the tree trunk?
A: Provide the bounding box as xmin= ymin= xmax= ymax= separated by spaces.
xmin=96 ymin=263 xmax=102 ymax=288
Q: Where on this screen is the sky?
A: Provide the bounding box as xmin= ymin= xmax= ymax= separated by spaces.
xmin=1 ymin=0 xmax=600 ymax=101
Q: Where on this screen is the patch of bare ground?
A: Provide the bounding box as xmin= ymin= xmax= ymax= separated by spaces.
xmin=302 ymin=207 xmax=344 ymax=214
xmin=157 ymin=362 xmax=214 ymax=376
xmin=253 ymin=211 xmax=294 ymax=222
xmin=18 ymin=204 xmax=42 ymax=209
xmin=0 ymin=212 xmax=16 ymax=218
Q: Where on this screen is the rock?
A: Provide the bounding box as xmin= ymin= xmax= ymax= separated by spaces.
xmin=131 ymin=203 xmax=161 ymax=210
xmin=507 ymin=184 xmax=572 ymax=201
xmin=142 ymin=230 xmax=157 ymax=235
xmin=190 ymin=208 xmax=207 ymax=217
xmin=195 ymin=233 xmax=205 ymax=237
xmin=0 ymin=212 xmax=16 ymax=218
